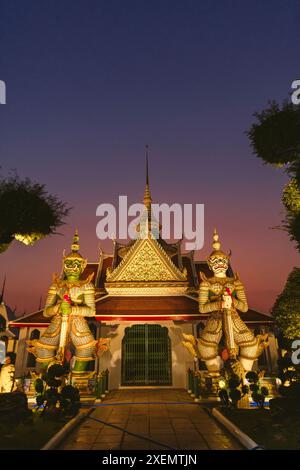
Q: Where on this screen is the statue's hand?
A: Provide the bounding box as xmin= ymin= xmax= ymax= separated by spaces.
xmin=222 ymin=293 xmax=232 ymax=309
xmin=53 ymin=304 xmax=61 ymax=315
xmin=60 ymin=300 xmax=71 ymax=316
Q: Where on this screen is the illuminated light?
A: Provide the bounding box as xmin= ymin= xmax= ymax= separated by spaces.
xmin=14 ymin=233 xmax=45 ymax=246
xmin=218 ymin=379 xmax=226 ymax=389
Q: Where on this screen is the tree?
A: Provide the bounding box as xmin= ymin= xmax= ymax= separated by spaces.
xmin=218 ymin=360 xmax=249 ymax=409
xmin=247 ymin=100 xmax=300 ymax=250
xmin=245 ymin=371 xmax=268 ymax=409
xmin=0 ymin=172 xmax=71 ymax=254
xmin=282 ymin=179 xmax=300 ymax=251
xmin=34 ymin=364 xmax=80 ymax=418
xmin=272 ymin=267 xmax=300 ymax=340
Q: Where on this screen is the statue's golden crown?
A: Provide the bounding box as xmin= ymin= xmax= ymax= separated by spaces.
xmin=63 ymin=229 xmax=87 ymax=265
xmin=207 ymin=228 xmax=231 ymax=262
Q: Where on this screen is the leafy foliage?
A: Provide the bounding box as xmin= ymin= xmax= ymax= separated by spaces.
xmin=270 ymin=352 xmax=300 ymax=419
xmin=244 ymin=371 xmax=257 ymax=382
xmin=276 ymin=351 xmax=300 ymax=388
xmin=282 ymin=179 xmax=300 ymax=250
xmin=247 ymin=100 xmax=300 ymax=250
xmin=34 ymin=378 xmax=44 ymax=394
xmin=245 ymin=371 xmax=268 ymax=408
xmin=0 ymin=172 xmax=71 ymax=253
xmin=229 ymin=388 xmax=241 ymax=405
xmin=228 ymin=375 xmax=240 ymax=389
xmin=287 ymin=212 xmax=300 ymax=252
xmin=248 ymin=100 xmax=300 ymax=342
xmin=282 ymin=179 xmax=300 ymax=214
xmin=34 ymin=364 xmax=80 ymax=419
xmin=272 ymin=267 xmax=300 ymax=340
xmin=218 ymin=360 xmax=248 ymax=409
xmin=247 ymin=100 xmax=300 ymax=166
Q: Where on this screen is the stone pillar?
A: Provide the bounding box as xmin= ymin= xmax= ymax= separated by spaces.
xmin=266 ymin=331 xmax=278 ymax=373
xmin=169 ymin=321 xmax=195 ymax=388
xmin=14 ymin=327 xmax=29 ymax=377
xmin=100 ymin=323 xmax=123 ymax=390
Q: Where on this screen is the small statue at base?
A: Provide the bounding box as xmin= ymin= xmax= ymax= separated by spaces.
xmin=0 ymin=354 xmax=17 ymax=393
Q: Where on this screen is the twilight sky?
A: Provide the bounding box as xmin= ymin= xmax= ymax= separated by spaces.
xmin=0 ymin=1 xmax=299 ymax=315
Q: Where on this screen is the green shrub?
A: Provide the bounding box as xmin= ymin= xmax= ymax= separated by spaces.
xmin=34 ymin=364 xmax=81 ymax=419
xmin=246 ymin=371 xmax=268 ymax=408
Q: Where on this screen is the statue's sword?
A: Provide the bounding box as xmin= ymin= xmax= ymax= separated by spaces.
xmin=57 ymin=294 xmax=71 ymax=363
xmin=224 ymin=288 xmax=236 ymax=359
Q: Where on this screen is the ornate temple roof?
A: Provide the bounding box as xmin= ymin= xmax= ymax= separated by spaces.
xmin=9 ymin=250 xmax=274 ymax=327
xmin=0 ymin=302 xmax=17 ymax=337
xmin=9 ymin=223 xmax=273 ymax=328
xmin=9 ymin=298 xmax=273 ymax=327
xmin=8 ymin=160 xmax=274 ymax=328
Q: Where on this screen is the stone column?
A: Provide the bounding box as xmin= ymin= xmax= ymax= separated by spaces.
xmin=14 ymin=327 xmax=29 ymax=377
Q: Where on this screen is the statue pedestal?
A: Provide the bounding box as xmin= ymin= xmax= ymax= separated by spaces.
xmin=238 ymin=394 xmax=250 ymax=409
xmin=71 ymin=372 xmax=95 ymax=396
xmin=199 ymin=371 xmax=220 ymax=397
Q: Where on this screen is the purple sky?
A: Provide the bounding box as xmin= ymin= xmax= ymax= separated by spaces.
xmin=0 ymin=1 xmax=299 ymax=315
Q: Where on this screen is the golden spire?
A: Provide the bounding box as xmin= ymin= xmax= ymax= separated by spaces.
xmin=71 ymin=228 xmax=80 ymax=253
xmin=212 ymin=228 xmax=221 ymax=251
xmin=143 ymin=145 xmax=152 ymax=214
xmin=208 ymin=228 xmax=231 ymax=260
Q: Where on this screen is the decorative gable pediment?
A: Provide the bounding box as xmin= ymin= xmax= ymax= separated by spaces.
xmin=106 ymin=237 xmax=187 ymax=283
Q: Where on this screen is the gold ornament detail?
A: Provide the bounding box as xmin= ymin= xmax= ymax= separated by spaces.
xmin=106 ymin=238 xmax=187 ymax=282
xmin=182 ymin=333 xmax=200 ymax=359
xmin=105 ymin=285 xmax=188 ymax=296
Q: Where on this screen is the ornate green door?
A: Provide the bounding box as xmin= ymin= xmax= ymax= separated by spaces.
xmin=121 ymin=324 xmax=172 ymax=386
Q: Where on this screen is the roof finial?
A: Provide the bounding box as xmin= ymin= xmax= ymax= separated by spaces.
xmin=146 ymin=144 xmax=149 ymax=186
xmin=143 ymin=145 xmax=152 ymax=212
xmin=0 ymin=275 xmax=6 ymax=304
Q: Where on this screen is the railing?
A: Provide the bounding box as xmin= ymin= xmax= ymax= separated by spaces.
xmin=95 ymin=369 xmax=110 ymax=401
xmin=187 ymin=368 xmax=201 ymax=402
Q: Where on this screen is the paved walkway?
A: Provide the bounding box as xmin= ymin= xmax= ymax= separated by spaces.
xmin=59 ymin=389 xmax=242 ymax=450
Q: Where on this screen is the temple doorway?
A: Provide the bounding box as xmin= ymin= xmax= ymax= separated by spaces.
xmin=121 ymin=324 xmax=172 ymax=386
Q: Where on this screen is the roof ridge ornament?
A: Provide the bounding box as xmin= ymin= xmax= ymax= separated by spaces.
xmin=143 ymin=144 xmax=152 ymax=212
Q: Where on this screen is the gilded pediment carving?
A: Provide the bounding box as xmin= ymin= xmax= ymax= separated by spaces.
xmin=106 ymin=238 xmax=187 ymax=282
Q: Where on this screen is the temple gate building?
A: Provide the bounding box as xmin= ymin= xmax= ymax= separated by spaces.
xmin=10 ymin=169 xmax=278 ymax=388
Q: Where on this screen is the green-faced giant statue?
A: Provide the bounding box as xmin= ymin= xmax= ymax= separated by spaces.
xmin=27 ymin=230 xmax=107 ymax=373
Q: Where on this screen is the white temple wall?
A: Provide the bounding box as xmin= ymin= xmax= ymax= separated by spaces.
xmin=99 ymin=321 xmax=195 ymax=390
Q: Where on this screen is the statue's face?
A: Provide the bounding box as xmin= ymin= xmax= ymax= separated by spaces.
xmin=209 ymin=255 xmax=228 ymax=276
xmin=63 ymin=258 xmax=84 ymax=278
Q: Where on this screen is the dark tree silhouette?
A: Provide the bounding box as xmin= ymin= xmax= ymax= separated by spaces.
xmin=272 ymin=267 xmax=300 ymax=340
xmin=247 ymin=100 xmax=300 ymax=250
xmin=0 ymin=172 xmax=71 ymax=253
